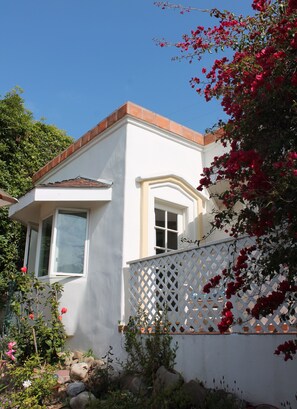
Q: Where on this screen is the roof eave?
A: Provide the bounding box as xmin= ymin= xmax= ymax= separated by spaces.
xmin=9 ymin=185 xmax=112 ymax=224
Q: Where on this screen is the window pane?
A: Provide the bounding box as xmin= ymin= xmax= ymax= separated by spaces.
xmin=27 ymin=227 xmax=38 ymax=273
xmin=167 ymin=231 xmax=178 ymax=250
xmin=167 ymin=212 xmax=177 ymax=231
xmin=156 ymin=228 xmax=165 ymax=249
xmin=155 ymin=208 xmax=165 ymax=227
xmin=54 ymin=210 xmax=87 ymax=275
xmin=38 ymin=216 xmax=53 ymax=277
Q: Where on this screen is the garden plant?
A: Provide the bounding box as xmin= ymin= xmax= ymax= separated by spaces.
xmin=0 ymin=267 xmax=67 ymax=408
xmin=156 ymin=0 xmax=297 ymax=359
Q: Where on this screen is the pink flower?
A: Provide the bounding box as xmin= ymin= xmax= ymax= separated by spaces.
xmin=58 ymin=315 xmax=62 ymax=321
xmin=20 ymin=266 xmax=27 ymax=273
xmin=6 ymin=350 xmax=16 ymax=361
xmin=29 ymin=313 xmax=34 ymax=320
xmin=7 ymin=341 xmax=16 ymax=350
xmin=61 ymin=307 xmax=67 ymax=315
xmin=6 ymin=342 xmax=16 ymax=361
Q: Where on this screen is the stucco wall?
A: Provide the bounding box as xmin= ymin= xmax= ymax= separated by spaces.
xmin=41 ymin=122 xmax=128 ymax=355
xmin=173 ymin=333 xmax=297 ymax=407
xmin=122 ymin=119 xmax=207 ymax=263
xmin=87 ymin=331 xmax=297 ymax=408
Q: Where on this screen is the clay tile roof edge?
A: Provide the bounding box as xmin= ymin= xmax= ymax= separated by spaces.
xmin=32 ymin=102 xmax=220 ymax=184
xmin=38 ymin=176 xmax=112 ymax=189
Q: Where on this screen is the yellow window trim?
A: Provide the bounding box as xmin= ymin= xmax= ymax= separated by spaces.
xmin=137 ymin=175 xmax=205 ymax=257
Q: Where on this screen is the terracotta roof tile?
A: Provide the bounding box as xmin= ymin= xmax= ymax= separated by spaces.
xmin=39 ymin=177 xmax=110 ymax=189
xmin=32 ymin=102 xmax=221 ymax=183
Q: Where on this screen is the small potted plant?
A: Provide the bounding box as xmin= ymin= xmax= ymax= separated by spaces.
xmin=118 ymin=320 xmax=124 ymax=333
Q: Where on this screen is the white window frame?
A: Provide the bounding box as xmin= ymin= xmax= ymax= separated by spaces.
xmin=35 ymin=208 xmax=89 ymax=278
xmin=154 ymin=201 xmax=185 ymax=254
xmin=24 ymin=223 xmax=39 ymax=273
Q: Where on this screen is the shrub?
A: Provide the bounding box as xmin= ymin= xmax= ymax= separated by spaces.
xmin=87 ymin=346 xmax=117 ymax=398
xmin=87 ymin=390 xmax=143 ymax=409
xmin=123 ymin=307 xmax=178 ymax=386
xmin=4 ymin=268 xmax=66 ymax=363
xmin=0 ymin=355 xmax=58 ymax=409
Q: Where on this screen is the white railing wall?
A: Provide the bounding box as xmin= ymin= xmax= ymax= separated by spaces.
xmin=129 ymin=237 xmax=296 ymax=334
xmin=127 ymin=238 xmax=297 ymax=407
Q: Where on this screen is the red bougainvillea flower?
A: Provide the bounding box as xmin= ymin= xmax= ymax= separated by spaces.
xmin=61 ymin=307 xmax=67 ymax=314
xmin=275 ymin=339 xmax=297 ymax=361
xmin=20 ymin=266 xmax=27 ymax=273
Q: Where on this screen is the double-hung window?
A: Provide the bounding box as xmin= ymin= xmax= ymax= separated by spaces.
xmin=37 ymin=209 xmax=88 ymax=277
xmin=154 ymin=206 xmax=183 ymax=254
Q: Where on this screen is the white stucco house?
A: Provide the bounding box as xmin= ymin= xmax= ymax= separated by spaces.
xmin=9 ymin=101 xmax=224 ymax=350
xmin=8 ymin=102 xmax=297 ymax=406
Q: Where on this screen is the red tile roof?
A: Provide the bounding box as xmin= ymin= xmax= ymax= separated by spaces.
xmin=33 ymin=102 xmax=221 ymax=183
xmin=39 ymin=177 xmax=110 ymax=188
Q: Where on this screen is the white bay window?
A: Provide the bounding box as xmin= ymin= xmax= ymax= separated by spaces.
xmin=33 ymin=209 xmax=88 ymax=277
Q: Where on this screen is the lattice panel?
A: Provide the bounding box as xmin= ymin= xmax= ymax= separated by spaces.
xmin=129 ymin=237 xmax=296 ymax=334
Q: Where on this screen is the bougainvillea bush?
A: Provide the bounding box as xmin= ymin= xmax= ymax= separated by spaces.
xmin=156 ymin=0 xmax=297 ymax=359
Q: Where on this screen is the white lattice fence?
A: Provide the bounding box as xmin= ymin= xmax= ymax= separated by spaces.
xmin=129 ymin=237 xmax=296 ymax=334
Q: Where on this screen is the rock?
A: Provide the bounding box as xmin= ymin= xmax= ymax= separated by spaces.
xmin=69 ymin=391 xmax=97 ymax=409
xmin=73 ymin=350 xmax=84 ymax=361
xmin=51 ymin=384 xmax=68 ymax=405
xmin=84 ymin=356 xmax=95 ymax=366
xmin=155 ymin=365 xmax=183 ymax=391
xmin=181 ymin=380 xmax=207 ymax=409
xmin=55 ymin=369 xmax=71 ymax=384
xmin=121 ymin=374 xmax=147 ymax=396
xmin=92 ymin=359 xmax=107 ymax=369
xmin=70 ymin=362 xmax=89 ymax=381
xmin=255 ymin=405 xmax=279 ymax=409
xmin=66 ymin=381 xmax=86 ymax=397
xmin=58 ymin=351 xmax=75 ymax=367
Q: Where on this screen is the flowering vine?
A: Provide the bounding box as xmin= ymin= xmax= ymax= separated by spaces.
xmin=158 ymin=0 xmax=297 ymax=358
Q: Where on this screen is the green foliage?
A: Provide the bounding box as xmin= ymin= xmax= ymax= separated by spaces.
xmin=87 ymin=384 xmax=195 ymax=409
xmin=87 ymin=346 xmax=116 ymax=398
xmin=6 ymin=270 xmax=66 ymax=363
xmin=0 ymin=355 xmax=58 ymax=409
xmin=0 ymin=334 xmax=10 ymax=360
xmin=123 ymin=307 xmax=178 ymax=386
xmin=205 ymin=389 xmax=242 ymax=409
xmin=87 ymin=390 xmax=143 ymax=409
xmin=84 ymin=348 xmax=96 ymax=358
xmin=0 ymin=88 xmax=73 ymax=311
xmin=151 ymin=384 xmax=194 ymax=409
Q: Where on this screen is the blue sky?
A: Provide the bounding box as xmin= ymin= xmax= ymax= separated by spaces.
xmin=1 ymin=1 xmax=252 ymax=139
